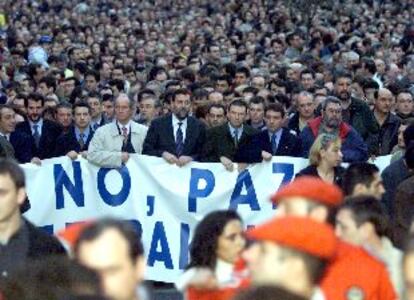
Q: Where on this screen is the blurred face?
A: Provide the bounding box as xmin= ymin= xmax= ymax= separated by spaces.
xmin=77 ymin=228 xmax=144 ymax=300
xmin=0 ymin=108 xmax=16 ymax=134
xmin=85 ymin=75 xmax=98 ymax=92
xmin=115 ymin=96 xmax=133 ymax=124
xmin=301 ymin=73 xmax=314 ymax=90
xmin=265 ymin=110 xmax=284 ymax=133
xmin=335 ymin=77 xmax=352 ymax=101
xmin=216 ymin=80 xmax=229 ymax=93
xmin=87 ymin=97 xmax=102 ymax=119
xmin=243 ymin=241 xmax=291 ymax=285
xmin=227 ymin=104 xmax=246 ymax=128
xmin=249 ymin=103 xmax=264 ymax=124
xmin=63 ymin=79 xmax=76 ymax=97
xmin=396 ymin=92 xmax=413 ymax=115
xmin=102 ymin=100 xmax=115 ymax=120
xmin=216 ymin=220 xmax=246 ymax=264
xmin=139 ymin=98 xmax=158 ymax=122
xmin=398 ymin=124 xmax=408 ymax=148
xmin=37 ymin=82 xmax=51 ymax=96
xmin=74 ymin=106 xmax=91 ymax=129
xmin=320 ymin=142 xmax=343 ymax=167
xmin=375 ymin=89 xmax=393 ymax=115
xmin=235 ymin=72 xmax=248 ymax=86
xmin=112 ymin=69 xmax=124 ymax=81
xmin=171 ymin=93 xmax=191 ymax=120
xmin=0 ymin=174 xmax=25 ymax=224
xmin=358 ymin=172 xmax=385 ymax=200
xmin=323 ymin=103 xmax=342 ymax=129
xmin=207 ymin=107 xmax=226 ymax=128
xmin=335 ymin=209 xmax=363 ymax=245
xmin=251 ymin=77 xmax=265 ymax=90
xmin=27 ymin=99 xmax=44 ymax=122
xmin=404 ymin=253 xmax=414 ymax=300
xmin=297 ymin=95 xmax=315 ymax=119
xmin=56 ymin=107 xmax=73 ymax=129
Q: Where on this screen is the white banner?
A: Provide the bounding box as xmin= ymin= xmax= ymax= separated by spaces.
xmin=22 ymin=155 xmax=391 ymax=282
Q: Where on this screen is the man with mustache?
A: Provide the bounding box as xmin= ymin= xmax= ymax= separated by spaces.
xmin=143 ymin=88 xmax=206 ymax=166
xmin=301 ymin=96 xmax=368 ymax=162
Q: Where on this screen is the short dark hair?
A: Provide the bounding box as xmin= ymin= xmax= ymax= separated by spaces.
xmin=208 ymin=103 xmax=226 ymax=114
xmin=233 ymin=285 xmax=307 ymax=300
xmin=73 ymin=101 xmax=91 ymax=114
xmin=0 ymin=158 xmax=25 ymax=189
xmin=56 ymin=101 xmax=73 ymax=111
xmin=172 ymin=88 xmax=190 ymax=102
xmin=342 ymin=163 xmax=380 ymax=196
xmin=265 ymin=102 xmax=285 ymax=118
xmin=228 ymin=99 xmax=248 ymax=111
xmin=236 ymin=66 xmax=250 ymax=78
xmin=85 ymin=70 xmax=100 ymax=82
xmin=74 ymin=218 xmax=144 ymax=261
xmin=339 ymin=196 xmax=389 ymax=237
xmin=39 ymin=76 xmax=57 ymax=91
xmin=0 ymin=256 xmax=102 ymax=300
xmin=249 ymin=96 xmax=265 ymax=107
xmin=334 ymin=70 xmax=353 ymax=83
xmin=25 ymin=92 xmax=45 ymax=107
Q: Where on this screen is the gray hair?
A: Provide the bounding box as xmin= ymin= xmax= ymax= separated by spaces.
xmin=321 ymin=96 xmax=341 ymax=111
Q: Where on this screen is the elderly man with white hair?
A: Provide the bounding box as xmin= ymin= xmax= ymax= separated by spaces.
xmin=88 ymin=93 xmax=148 ymax=168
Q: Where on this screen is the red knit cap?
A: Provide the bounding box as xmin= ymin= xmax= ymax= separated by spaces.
xmin=247 ymin=216 xmax=338 ymax=259
xmin=57 ymin=220 xmax=94 ymax=247
xmin=271 ymin=176 xmax=343 ymax=207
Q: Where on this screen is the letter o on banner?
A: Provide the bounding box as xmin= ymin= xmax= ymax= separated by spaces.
xmin=97 ymin=166 xmax=131 ymax=206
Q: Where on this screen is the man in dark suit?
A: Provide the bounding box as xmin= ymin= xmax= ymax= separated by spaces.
xmin=236 ymin=102 xmax=301 ymax=163
xmin=15 ymin=92 xmax=62 ymax=164
xmin=143 ymin=88 xmax=206 ymax=166
xmin=87 ymin=91 xmax=108 ymax=130
xmin=0 ymin=159 xmax=66 ymax=280
xmin=55 ymin=101 xmax=94 ymax=159
xmin=202 ymin=99 xmax=259 ymax=171
xmin=0 ymin=104 xmax=33 ymax=163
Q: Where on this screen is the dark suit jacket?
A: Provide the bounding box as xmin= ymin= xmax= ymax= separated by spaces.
xmin=16 ymin=119 xmax=62 ymax=159
xmin=54 ymin=126 xmax=94 ymax=157
xmin=235 ymin=128 xmax=302 ymax=163
xmin=202 ymin=123 xmax=259 ymax=162
xmin=143 ymin=114 xmax=206 ymax=160
xmin=10 ymin=131 xmax=34 ymax=163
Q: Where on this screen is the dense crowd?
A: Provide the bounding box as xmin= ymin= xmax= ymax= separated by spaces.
xmin=0 ymin=0 xmax=414 ymax=299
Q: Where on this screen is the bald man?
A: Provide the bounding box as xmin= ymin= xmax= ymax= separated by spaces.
xmin=373 ymin=88 xmax=400 ymax=155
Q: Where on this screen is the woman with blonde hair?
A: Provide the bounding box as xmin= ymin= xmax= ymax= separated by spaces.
xmin=296 ymin=133 xmax=345 ymax=185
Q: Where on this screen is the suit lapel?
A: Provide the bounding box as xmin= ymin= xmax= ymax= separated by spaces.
xmin=167 ymin=115 xmax=176 ymax=146
xmin=275 ymin=128 xmax=287 ymax=155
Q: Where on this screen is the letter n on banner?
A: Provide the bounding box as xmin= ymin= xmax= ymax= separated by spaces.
xmin=54 ymin=161 xmax=84 ymax=209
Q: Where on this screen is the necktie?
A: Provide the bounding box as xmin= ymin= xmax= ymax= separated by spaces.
xmin=33 ymin=124 xmax=40 ymax=148
xmin=78 ymin=133 xmax=85 ymax=149
xmin=176 ymin=122 xmax=184 ymax=156
xmin=122 ymin=126 xmax=128 ymax=144
xmin=233 ymin=128 xmax=239 ymax=147
xmin=271 ymin=133 xmax=278 ymax=154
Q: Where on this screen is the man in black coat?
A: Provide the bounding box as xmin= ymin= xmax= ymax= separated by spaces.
xmin=15 ymin=92 xmax=62 ymax=163
xmin=0 ymin=159 xmax=66 ymax=281
xmin=236 ymin=102 xmax=301 ymax=163
xmin=202 ymin=99 xmax=259 ymax=170
xmin=55 ymin=101 xmax=94 ymax=159
xmin=143 ymin=88 xmax=206 ymax=166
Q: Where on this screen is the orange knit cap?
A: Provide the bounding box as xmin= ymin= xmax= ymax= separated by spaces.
xmin=247 ymin=216 xmax=338 ymax=259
